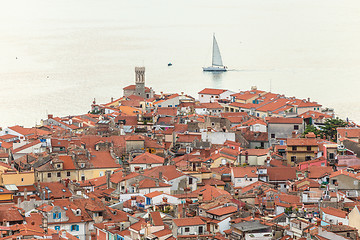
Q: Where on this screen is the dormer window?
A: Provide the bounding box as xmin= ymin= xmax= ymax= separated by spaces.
xmin=76 ymin=209 xmax=81 ymax=215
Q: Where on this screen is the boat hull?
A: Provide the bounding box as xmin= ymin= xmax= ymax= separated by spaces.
xmin=202 ymin=66 xmax=227 ymax=72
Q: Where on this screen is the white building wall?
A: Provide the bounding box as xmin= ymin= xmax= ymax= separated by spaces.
xmin=49 ymin=222 xmax=87 ymax=240
xmin=219 ymin=91 xmax=236 ymax=101
xmin=250 ymin=124 xmax=267 ymax=133
xmin=218 ymin=217 xmax=231 ymax=234
xmin=322 ymin=212 xmax=348 ymax=225
xmin=201 ymin=132 xmax=235 ymax=145
xmin=152 ymin=194 xmax=180 ymax=205
xmin=139 ymin=186 xmax=171 ymax=195
xmin=233 ymin=177 xmax=258 ymax=188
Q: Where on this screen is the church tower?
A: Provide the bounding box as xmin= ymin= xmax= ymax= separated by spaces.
xmin=135 ymin=67 xmax=145 ymax=98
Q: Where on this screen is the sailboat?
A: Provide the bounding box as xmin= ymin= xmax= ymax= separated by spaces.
xmin=203 ymin=34 xmax=227 ymax=72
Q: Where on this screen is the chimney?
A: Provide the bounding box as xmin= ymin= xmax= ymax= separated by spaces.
xmin=155 ymin=179 xmax=159 ymax=187
xmin=159 ymin=171 xmax=163 ymax=180
xmin=308 ymin=97 xmax=310 ymax=102
xmin=292 ymin=131 xmax=297 ymax=138
xmin=111 ymin=97 xmax=114 ymax=102
xmin=198 ymin=193 xmax=203 ymax=202
xmin=131 ymin=196 xmax=136 ymax=207
xmin=51 ymin=233 xmax=60 ymax=240
xmin=24 ymin=188 xmax=28 ymax=201
xmin=48 ymin=114 xmax=53 ymax=119
xmin=105 ymin=170 xmax=111 ymax=189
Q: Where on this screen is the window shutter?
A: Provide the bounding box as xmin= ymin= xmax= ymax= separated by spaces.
xmin=76 ymin=225 xmax=79 ymax=231
xmin=53 ymin=213 xmax=56 ymax=219
xmin=58 ymin=212 xmax=61 ymax=219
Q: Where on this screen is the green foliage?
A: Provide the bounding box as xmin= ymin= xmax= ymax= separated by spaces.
xmin=303 ymin=125 xmax=321 ymax=137
xmin=285 ymin=207 xmax=293 ymax=215
xmin=304 ymin=117 xmax=347 ymax=142
xmin=321 ymin=118 xmax=347 ymax=142
xmin=89 ymin=109 xmax=100 ymax=114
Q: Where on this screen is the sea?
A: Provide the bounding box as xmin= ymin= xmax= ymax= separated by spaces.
xmin=1 ymin=0 xmax=360 ymax=127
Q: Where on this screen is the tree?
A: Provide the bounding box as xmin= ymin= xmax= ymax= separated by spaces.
xmin=321 ymin=118 xmax=347 ymax=142
xmin=303 ymin=125 xmax=321 ymax=137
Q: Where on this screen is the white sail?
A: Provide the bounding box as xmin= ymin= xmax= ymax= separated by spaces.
xmin=212 ymin=35 xmax=223 ymax=67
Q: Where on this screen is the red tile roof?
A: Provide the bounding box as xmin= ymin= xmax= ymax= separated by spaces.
xmin=90 ymin=151 xmax=121 ymax=168
xmin=150 ymin=211 xmax=164 ymax=226
xmin=206 ymin=206 xmax=238 ymax=216
xmin=266 ymin=117 xmax=303 ymax=124
xmin=144 ymin=191 xmax=163 ymax=198
xmin=138 ymin=179 xmax=171 ymax=189
xmin=143 ymin=165 xmax=184 ymax=181
xmin=299 ymin=111 xmax=332 ymax=120
xmin=123 ymin=84 xmax=151 ymax=92
xmin=195 ymin=102 xmax=223 ymax=109
xmin=156 ymin=107 xmax=178 ymax=116
xmin=131 ymin=152 xmax=165 ymax=164
xmin=232 ymin=167 xmax=258 ymax=178
xmin=58 ymin=155 xmax=76 ymax=170
xmin=198 ymin=88 xmax=227 ymax=95
xmin=286 ymin=138 xmax=318 ymax=146
xmin=173 ymin=217 xmax=205 ymax=227
xmin=267 ymin=167 xmax=297 ymax=181
xmin=193 ymin=185 xmax=230 ymax=202
xmin=320 ymin=206 xmax=347 ymax=218
xmin=337 ymin=128 xmax=360 ymax=139
xmin=231 ymin=90 xmax=265 ymax=101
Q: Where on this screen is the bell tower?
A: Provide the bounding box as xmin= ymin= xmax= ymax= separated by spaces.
xmin=135 ymin=67 xmax=145 ymax=98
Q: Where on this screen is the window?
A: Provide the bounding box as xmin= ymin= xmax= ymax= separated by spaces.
xmin=47 ymin=173 xmax=51 ymax=178
xmin=21 ymin=178 xmax=24 ymax=182
xmin=184 ymin=227 xmax=190 ymax=232
xmin=71 ymin=225 xmax=79 ymax=231
xmin=294 ymin=125 xmax=299 ymax=130
xmin=329 ymin=153 xmax=334 ymax=159
xmin=271 ymin=134 xmax=275 ymax=139
xmin=292 ymin=146 xmax=297 ymax=151
xmin=53 ymin=212 xmax=61 ymax=219
xmin=67 ymin=172 xmax=71 ymax=177
xmin=305 ymin=156 xmax=311 ymax=161
xmin=81 ymin=176 xmax=85 ymax=181
xmin=291 ymin=156 xmax=296 ymax=162
xmin=54 ymin=226 xmax=60 ymax=231
xmin=189 ymin=178 xmax=193 ymax=185
xmin=332 ymin=179 xmax=337 ymax=185
xmin=57 ymin=172 xmax=61 ymax=178
xmin=307 ymin=146 xmax=312 ymax=151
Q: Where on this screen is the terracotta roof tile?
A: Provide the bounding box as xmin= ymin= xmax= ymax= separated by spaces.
xmin=198 ymin=88 xmax=227 ymax=95
xmin=173 ymin=217 xmax=205 ymax=227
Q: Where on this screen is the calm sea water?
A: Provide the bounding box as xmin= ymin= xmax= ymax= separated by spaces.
xmin=1 ymin=0 xmax=360 ymax=127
